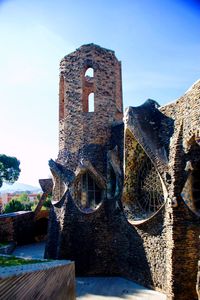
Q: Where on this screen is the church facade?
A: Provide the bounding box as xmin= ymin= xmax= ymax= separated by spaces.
xmin=42 ymin=44 xmax=200 ymax=300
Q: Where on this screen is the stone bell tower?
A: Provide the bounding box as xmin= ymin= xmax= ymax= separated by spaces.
xmin=57 ymin=43 xmax=123 ymax=174
xmin=45 ymin=44 xmax=124 ymax=260
xmin=46 ymin=43 xmax=123 ymax=219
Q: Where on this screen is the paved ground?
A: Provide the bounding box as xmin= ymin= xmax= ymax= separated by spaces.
xmin=76 ymin=277 xmax=166 ymax=300
xmin=12 ymin=242 xmax=46 ymax=259
xmin=12 ymin=243 xmax=166 ymax=300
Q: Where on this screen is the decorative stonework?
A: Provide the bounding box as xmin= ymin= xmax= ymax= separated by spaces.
xmin=197 ymin=260 xmax=200 ymax=300
xmin=123 ymin=128 xmax=165 ymax=222
xmin=44 ymin=44 xmax=200 ymax=300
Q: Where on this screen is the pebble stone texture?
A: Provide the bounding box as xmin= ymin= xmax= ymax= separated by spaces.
xmin=197 ymin=260 xmax=200 ymax=300
xmin=44 ymin=44 xmax=200 ymax=300
xmin=0 ymin=211 xmax=34 ymax=244
xmin=0 ymin=210 xmax=49 ymax=245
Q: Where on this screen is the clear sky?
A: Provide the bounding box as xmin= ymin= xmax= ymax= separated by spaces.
xmin=0 ymin=0 xmax=199 ymax=186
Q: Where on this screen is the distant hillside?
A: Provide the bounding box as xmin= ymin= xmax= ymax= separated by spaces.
xmin=0 ymin=182 xmax=42 ymax=194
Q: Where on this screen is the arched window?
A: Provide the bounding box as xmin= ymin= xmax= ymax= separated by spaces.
xmin=82 ymin=66 xmax=95 ymax=112
xmin=88 ymin=92 xmax=94 ymax=112
xmin=123 ymin=129 xmax=164 ymax=222
xmin=81 ymin=172 xmax=102 ymax=209
xmin=85 ymin=67 xmax=94 ymax=78
xmin=76 ymin=172 xmax=102 ymax=211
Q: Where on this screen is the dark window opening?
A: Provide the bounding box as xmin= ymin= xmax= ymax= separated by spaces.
xmin=110 ymin=167 xmax=116 ymax=198
xmin=81 ymin=172 xmax=102 ymax=210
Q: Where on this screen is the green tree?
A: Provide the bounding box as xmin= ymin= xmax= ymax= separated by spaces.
xmin=18 ymin=193 xmax=30 ymax=203
xmin=4 ymin=199 xmax=24 ymax=213
xmin=0 ymin=154 xmax=20 ymax=188
xmin=17 ymin=193 xmax=33 ymax=211
xmin=3 ymin=194 xmax=33 ymax=213
xmin=43 ymin=195 xmax=52 ymax=208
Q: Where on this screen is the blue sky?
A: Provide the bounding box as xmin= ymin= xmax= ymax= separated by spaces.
xmin=0 ymin=0 xmax=199 ymax=186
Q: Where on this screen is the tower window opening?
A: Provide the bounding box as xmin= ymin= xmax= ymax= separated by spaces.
xmin=88 ymin=92 xmax=94 ymax=112
xmin=82 ymin=66 xmax=95 ymax=112
xmin=80 ymin=172 xmax=102 ymax=210
xmin=85 ymin=67 xmax=94 ymax=78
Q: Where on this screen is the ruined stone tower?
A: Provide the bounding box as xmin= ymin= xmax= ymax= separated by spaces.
xmin=45 ymin=43 xmax=124 ymax=254
xmin=51 ymin=44 xmax=123 ymax=211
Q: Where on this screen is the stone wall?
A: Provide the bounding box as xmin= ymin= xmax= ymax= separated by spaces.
xmin=0 ymin=210 xmax=49 ymax=244
xmin=122 ymin=81 xmax=200 ymax=299
xmin=45 ymin=194 xmax=167 ymax=292
xmin=197 ymin=260 xmax=200 ymax=300
xmin=159 ymin=80 xmax=200 ymax=300
xmin=45 ymin=44 xmax=200 ymax=300
xmin=0 ymin=211 xmax=34 ymax=244
xmin=171 ymin=200 xmax=200 ymax=300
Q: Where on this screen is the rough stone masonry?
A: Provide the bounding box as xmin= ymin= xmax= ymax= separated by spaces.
xmin=43 ymin=44 xmax=200 ymax=300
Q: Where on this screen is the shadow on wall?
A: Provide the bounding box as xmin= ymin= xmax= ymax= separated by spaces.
xmin=45 ymin=191 xmax=157 ymax=289
xmin=34 ymin=217 xmax=49 ymax=242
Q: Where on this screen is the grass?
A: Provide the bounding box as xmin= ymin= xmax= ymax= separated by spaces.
xmin=0 ymin=255 xmax=44 ymax=267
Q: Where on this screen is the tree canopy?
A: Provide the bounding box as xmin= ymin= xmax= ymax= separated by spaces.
xmin=3 ymin=193 xmax=33 ymax=213
xmin=4 ymin=199 xmax=24 ymax=213
xmin=0 ymin=154 xmax=20 ymax=188
xmin=3 ymin=193 xmax=51 ymax=213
